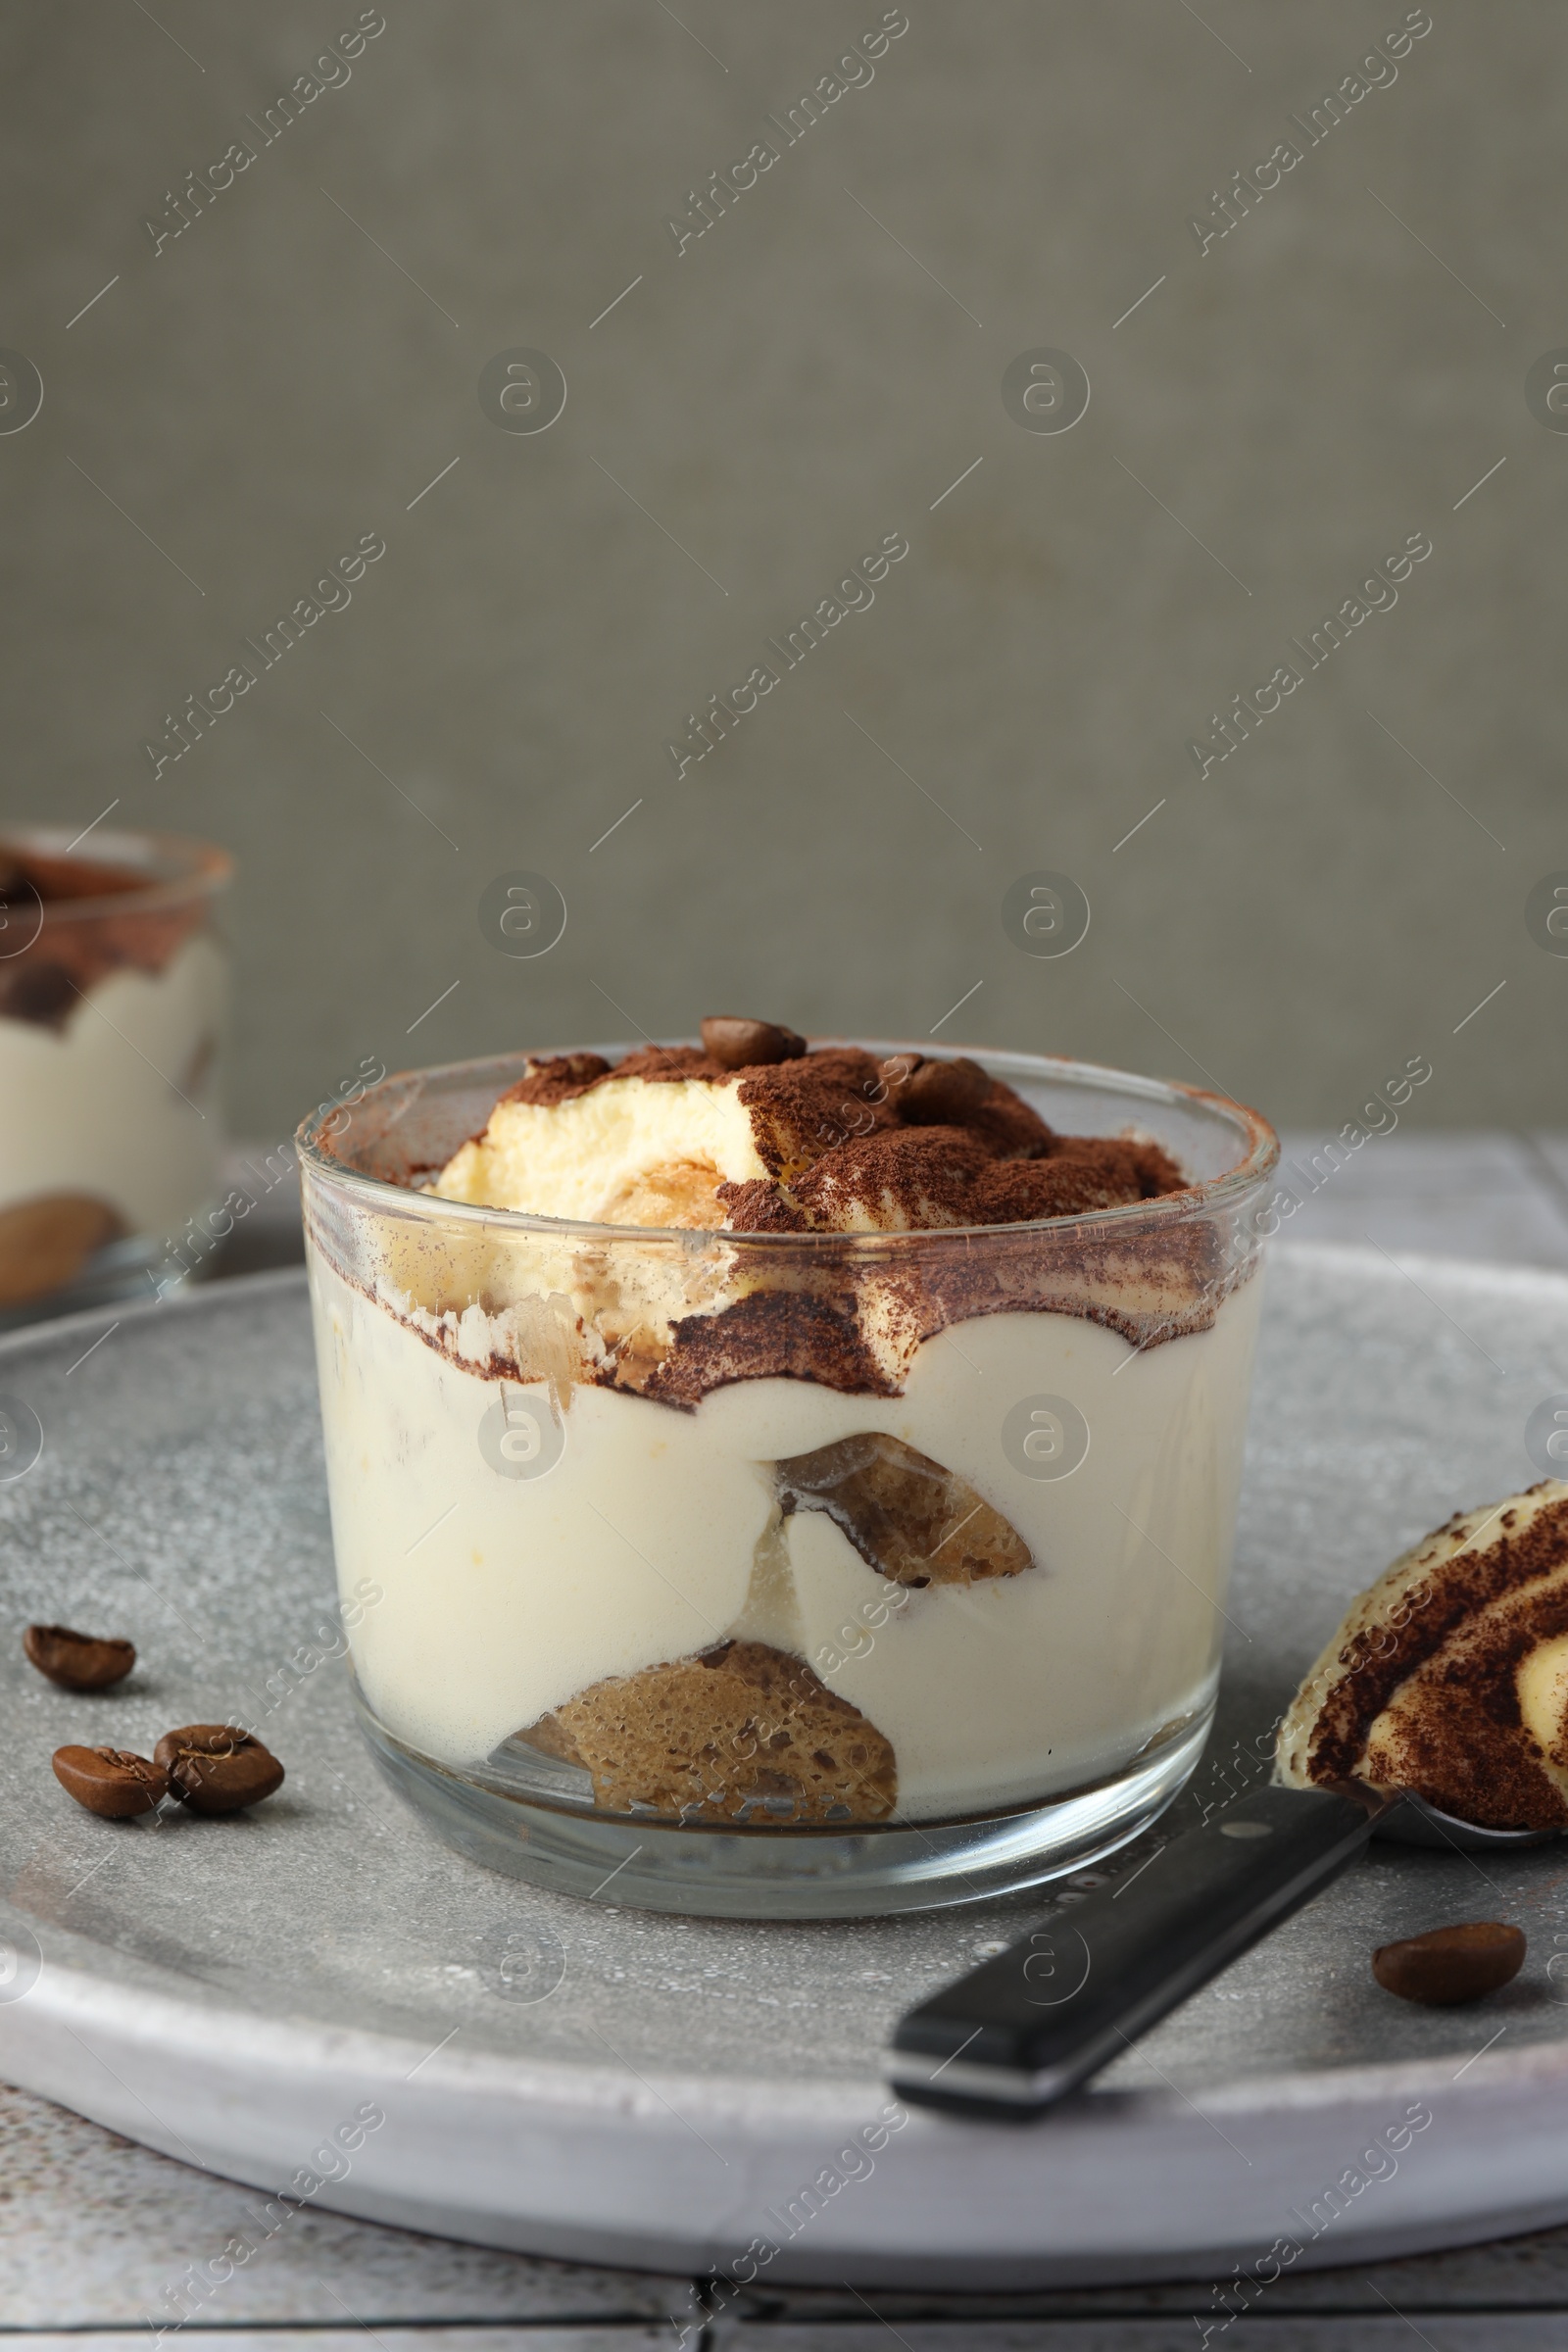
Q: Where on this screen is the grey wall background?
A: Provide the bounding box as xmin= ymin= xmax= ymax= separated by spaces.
xmin=0 ymin=0 xmax=1560 ymax=1141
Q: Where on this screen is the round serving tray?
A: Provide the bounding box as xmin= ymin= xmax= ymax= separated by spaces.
xmin=2 ymin=1247 xmax=1567 ymax=2288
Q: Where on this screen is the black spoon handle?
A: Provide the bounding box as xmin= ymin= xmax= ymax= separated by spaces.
xmin=887 ymin=1785 xmax=1376 ymax=2117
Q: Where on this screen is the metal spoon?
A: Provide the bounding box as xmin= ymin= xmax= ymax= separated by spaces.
xmin=1374 ymin=1791 xmax=1552 ymax=1850
xmin=887 ymin=1780 xmax=1552 ymax=2118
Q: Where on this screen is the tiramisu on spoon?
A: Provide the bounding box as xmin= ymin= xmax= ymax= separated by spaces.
xmin=1277 ymin=1481 xmax=1568 ymax=1836
xmin=891 ymin=1481 xmax=1568 ymax=2114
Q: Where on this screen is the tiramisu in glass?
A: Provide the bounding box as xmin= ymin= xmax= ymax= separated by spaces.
xmin=300 ymin=1023 xmax=1277 ymax=1916
xmin=0 ymin=827 xmax=230 ymax=1315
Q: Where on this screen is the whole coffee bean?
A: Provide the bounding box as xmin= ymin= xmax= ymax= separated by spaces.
xmin=894 ymin=1054 xmax=990 ymax=1124
xmin=53 ymin=1744 xmax=170 ymax=1819
xmin=701 ymin=1015 xmax=807 ymax=1071
xmin=24 ymin=1623 xmax=135 ymax=1691
xmin=154 ymin=1724 xmax=284 ymax=1814
xmin=1372 ymin=1920 xmax=1526 ymax=2006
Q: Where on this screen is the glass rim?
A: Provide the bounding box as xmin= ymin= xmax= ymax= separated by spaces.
xmin=0 ymin=822 xmax=233 ymax=919
xmin=296 ymin=1039 xmax=1281 ymax=1250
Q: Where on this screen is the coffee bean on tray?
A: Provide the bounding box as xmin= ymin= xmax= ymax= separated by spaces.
xmin=53 ymin=1745 xmax=169 ymax=1818
xmin=700 ymin=1016 xmax=807 ymax=1070
xmin=153 ymin=1724 xmax=284 ymax=1814
xmin=1372 ymin=1921 xmax=1526 ymax=2005
xmin=24 ymin=1623 xmax=135 ymax=1691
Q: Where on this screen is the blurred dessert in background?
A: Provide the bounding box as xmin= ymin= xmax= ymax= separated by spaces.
xmin=0 ymin=827 xmax=230 ymax=1311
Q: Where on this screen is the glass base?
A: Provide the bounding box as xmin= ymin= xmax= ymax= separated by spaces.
xmin=353 ymin=1686 xmax=1214 ymax=1920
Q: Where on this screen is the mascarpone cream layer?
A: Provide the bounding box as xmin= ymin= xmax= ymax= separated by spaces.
xmin=433 ymin=1076 xmax=768 ymax=1224
xmin=309 ymin=1252 xmax=1262 ymax=1818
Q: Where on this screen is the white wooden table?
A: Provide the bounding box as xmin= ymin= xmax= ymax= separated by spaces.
xmin=9 ymin=1133 xmax=1568 ymax=2351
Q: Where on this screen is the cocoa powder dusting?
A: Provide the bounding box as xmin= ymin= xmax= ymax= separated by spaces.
xmin=357 ymin=1022 xmax=1238 ymax=1410
xmin=641 ymin=1288 xmax=900 ymax=1407
xmin=496 ymin=1053 xmax=612 ymax=1107
xmin=478 ymin=1033 xmax=1180 ymax=1233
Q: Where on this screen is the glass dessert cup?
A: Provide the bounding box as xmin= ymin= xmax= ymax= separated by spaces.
xmin=298 ymin=1044 xmax=1278 ymax=1919
xmin=0 ymin=825 xmax=231 ymax=1322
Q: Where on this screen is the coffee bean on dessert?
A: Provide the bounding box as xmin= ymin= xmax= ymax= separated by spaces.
xmin=1372 ymin=1921 xmax=1526 ymax=2006
xmin=700 ymin=1016 xmax=807 ymax=1070
xmin=52 ymin=1745 xmax=170 ymax=1819
xmin=24 ymin=1623 xmax=135 ymax=1691
xmin=894 ymin=1054 xmax=991 ymax=1124
xmin=5 ymin=960 xmax=76 ymax=1029
xmin=153 ymin=1724 xmax=284 ymax=1814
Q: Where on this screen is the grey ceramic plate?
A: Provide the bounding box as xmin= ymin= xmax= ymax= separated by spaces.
xmin=2 ymin=1248 xmax=1568 ymax=2290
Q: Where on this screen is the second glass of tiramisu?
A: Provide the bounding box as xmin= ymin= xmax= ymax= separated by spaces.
xmin=300 ymin=1020 xmax=1277 ymax=1917
xmin=0 ymin=825 xmax=230 ymax=1318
